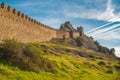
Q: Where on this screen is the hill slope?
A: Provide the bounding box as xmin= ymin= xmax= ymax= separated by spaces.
xmin=0 ymin=39 xmax=120 ymax=80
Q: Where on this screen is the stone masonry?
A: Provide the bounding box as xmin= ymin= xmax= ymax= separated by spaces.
xmin=0 ymin=2 xmax=84 ymax=42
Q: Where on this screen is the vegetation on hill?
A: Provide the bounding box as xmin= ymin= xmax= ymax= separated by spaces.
xmin=94 ymin=41 xmax=115 ymax=54
xmin=0 ymin=39 xmax=56 ymax=73
xmin=0 ymin=39 xmax=120 ymax=80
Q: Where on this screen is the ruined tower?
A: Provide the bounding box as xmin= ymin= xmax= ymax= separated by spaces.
xmin=77 ymin=26 xmax=84 ymax=37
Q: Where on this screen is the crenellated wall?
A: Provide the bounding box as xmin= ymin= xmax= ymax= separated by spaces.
xmin=72 ymin=31 xmax=80 ymax=38
xmin=0 ymin=2 xmax=83 ymax=42
xmin=0 ymin=2 xmax=59 ymax=42
xmin=57 ymin=30 xmax=70 ymax=39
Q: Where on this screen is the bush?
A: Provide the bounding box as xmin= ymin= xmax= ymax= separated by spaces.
xmin=114 ymin=65 xmax=120 ymax=70
xmin=106 ymin=70 xmax=113 ymax=74
xmin=106 ymin=65 xmax=112 ymax=69
xmin=75 ymin=37 xmax=83 ymax=47
xmin=0 ymin=39 xmax=24 ymax=61
xmin=95 ymin=56 xmax=103 ymax=60
xmin=109 ymin=48 xmax=115 ymax=54
xmin=83 ymin=62 xmax=93 ymax=68
xmin=89 ymin=55 xmax=95 ymax=58
xmin=97 ymin=61 xmax=106 ymax=66
xmin=0 ymin=39 xmax=57 ymax=73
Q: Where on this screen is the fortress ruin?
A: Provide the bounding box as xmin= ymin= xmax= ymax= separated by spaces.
xmin=0 ymin=2 xmax=84 ymax=42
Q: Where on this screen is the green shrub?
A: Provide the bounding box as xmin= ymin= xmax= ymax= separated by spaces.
xmin=106 ymin=65 xmax=112 ymax=69
xmin=106 ymin=69 xmax=113 ymax=74
xmin=95 ymin=56 xmax=103 ymax=60
xmin=89 ymin=55 xmax=95 ymax=58
xmin=114 ymin=65 xmax=120 ymax=70
xmin=83 ymin=62 xmax=93 ymax=68
xmin=97 ymin=61 xmax=106 ymax=66
xmin=0 ymin=39 xmax=24 ymax=61
xmin=75 ymin=37 xmax=83 ymax=47
xmin=0 ymin=39 xmax=57 ymax=73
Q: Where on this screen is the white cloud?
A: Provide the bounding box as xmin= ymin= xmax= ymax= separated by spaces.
xmin=86 ymin=0 xmax=120 ymax=40
xmin=40 ymin=18 xmax=62 ymax=29
xmin=97 ymin=0 xmax=120 ymax=22
xmin=63 ymin=5 xmax=102 ymax=19
xmin=13 ymin=1 xmax=41 ymax=7
xmin=88 ymin=25 xmax=120 ymax=40
xmin=87 ymin=21 xmax=120 ymax=40
xmin=15 ymin=2 xmax=36 ymax=7
xmin=14 ymin=1 xmax=53 ymax=7
xmin=88 ymin=23 xmax=120 ymax=36
xmin=86 ymin=22 xmax=114 ymax=34
xmin=114 ymin=47 xmax=120 ymax=57
xmin=64 ymin=0 xmax=120 ymax=22
xmin=33 ymin=17 xmax=62 ymax=29
xmin=93 ymin=31 xmax=120 ymax=40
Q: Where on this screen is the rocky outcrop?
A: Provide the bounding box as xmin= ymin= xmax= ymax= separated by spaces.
xmin=59 ymin=22 xmax=115 ymax=55
xmin=60 ymin=21 xmax=75 ymax=31
xmin=75 ymin=36 xmax=98 ymax=51
xmin=59 ymin=22 xmax=98 ymax=51
xmin=95 ymin=41 xmax=115 ymax=55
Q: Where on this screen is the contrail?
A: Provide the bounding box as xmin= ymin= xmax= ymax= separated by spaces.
xmin=89 ymin=23 xmax=120 ymax=36
xmin=93 ymin=27 xmax=120 ymax=40
xmin=87 ymin=0 xmax=120 ymax=34
xmin=94 ymin=26 xmax=120 ymax=37
xmin=86 ymin=22 xmax=114 ymax=34
xmin=102 ymin=26 xmax=120 ymax=34
xmin=90 ymin=24 xmax=120 ymax=36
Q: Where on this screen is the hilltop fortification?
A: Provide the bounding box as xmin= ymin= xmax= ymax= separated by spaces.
xmin=0 ymin=2 xmax=84 ymax=42
xmin=0 ymin=2 xmax=115 ymax=56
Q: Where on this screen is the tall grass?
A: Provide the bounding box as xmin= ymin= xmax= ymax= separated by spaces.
xmin=0 ymin=39 xmax=56 ymax=72
xmin=0 ymin=39 xmax=119 ymax=80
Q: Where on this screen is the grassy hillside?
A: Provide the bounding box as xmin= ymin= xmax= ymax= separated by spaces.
xmin=0 ymin=39 xmax=120 ymax=80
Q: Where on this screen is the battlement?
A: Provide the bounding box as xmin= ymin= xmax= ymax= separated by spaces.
xmin=0 ymin=2 xmax=57 ymax=31
xmin=1 ymin=2 xmax=7 ymax=9
xmin=7 ymin=6 xmax=12 ymax=11
xmin=0 ymin=2 xmax=84 ymax=42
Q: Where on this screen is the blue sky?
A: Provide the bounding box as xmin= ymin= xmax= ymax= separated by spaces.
xmin=1 ymin=0 xmax=120 ymax=57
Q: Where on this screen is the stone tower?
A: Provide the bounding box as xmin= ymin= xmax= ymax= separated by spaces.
xmin=77 ymin=26 xmax=84 ymax=37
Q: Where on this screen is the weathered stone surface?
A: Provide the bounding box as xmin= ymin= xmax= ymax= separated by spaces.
xmin=60 ymin=22 xmax=75 ymax=31
xmin=0 ymin=2 xmax=113 ymax=54
xmin=0 ymin=3 xmax=85 ymax=42
xmin=0 ymin=3 xmax=58 ymax=42
xmin=59 ymin=22 xmax=84 ymax=38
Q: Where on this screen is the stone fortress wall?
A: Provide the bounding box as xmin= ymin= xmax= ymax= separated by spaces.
xmin=0 ymin=2 xmax=84 ymax=42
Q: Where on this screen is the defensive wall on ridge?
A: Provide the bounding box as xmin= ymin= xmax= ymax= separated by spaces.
xmin=0 ymin=2 xmax=83 ymax=42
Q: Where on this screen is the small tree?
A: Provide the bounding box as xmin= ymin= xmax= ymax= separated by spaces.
xmin=76 ymin=37 xmax=83 ymax=47
xmin=109 ymin=48 xmax=115 ymax=55
xmin=94 ymin=41 xmax=100 ymax=46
